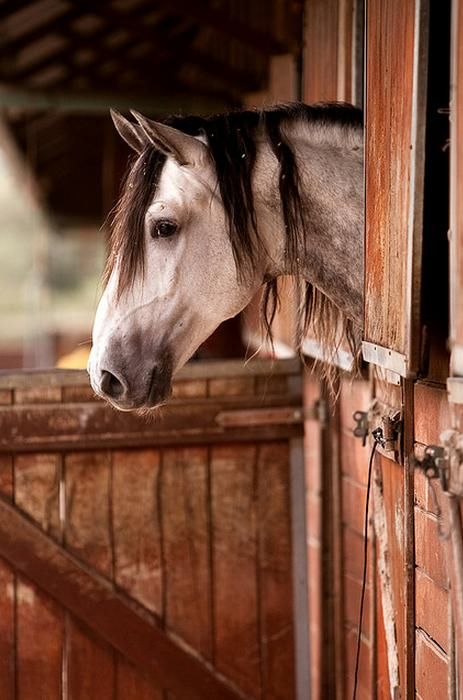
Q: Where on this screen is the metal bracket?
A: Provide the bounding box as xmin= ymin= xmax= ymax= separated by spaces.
xmin=413 ymin=444 xmax=448 ymax=488
xmin=352 ymin=407 xmax=401 ymax=453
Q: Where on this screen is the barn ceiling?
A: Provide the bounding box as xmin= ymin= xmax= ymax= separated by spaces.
xmin=0 ymin=0 xmax=302 ymax=221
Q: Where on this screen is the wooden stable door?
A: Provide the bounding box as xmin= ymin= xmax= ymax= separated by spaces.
xmin=0 ymin=359 xmax=308 ymax=700
xmin=363 ymin=0 xmax=429 ymax=377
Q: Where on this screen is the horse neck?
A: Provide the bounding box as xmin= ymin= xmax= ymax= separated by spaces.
xmin=255 ymin=117 xmax=364 ymax=325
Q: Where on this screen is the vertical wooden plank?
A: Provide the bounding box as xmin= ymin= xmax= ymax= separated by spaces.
xmin=64 ymin=451 xmax=115 ymax=696
xmin=116 ymin=656 xmax=163 ymax=700
xmin=211 ymin=444 xmax=261 ymax=697
xmin=15 ymin=453 xmax=61 ymax=539
xmin=303 ymin=0 xmax=339 ymax=102
xmin=289 ymin=437 xmax=311 ymax=700
xmin=14 ymin=452 xmax=64 ymax=700
xmin=16 ymin=577 xmax=64 ymax=700
xmin=0 ymin=455 xmax=14 ymax=700
xmin=450 ymin=0 xmax=463 ymax=376
xmin=161 ymin=447 xmax=212 ymax=659
xmin=67 ymin=620 xmax=115 ymax=700
xmin=363 ymin=0 xmax=429 ymax=375
xmin=64 ymin=451 xmax=112 ymax=577
xmin=303 ymin=372 xmax=322 ymax=700
xmin=258 ymin=442 xmax=295 ymax=700
xmin=112 ymin=449 xmax=162 ymax=615
xmin=377 ymin=454 xmax=407 ymax=697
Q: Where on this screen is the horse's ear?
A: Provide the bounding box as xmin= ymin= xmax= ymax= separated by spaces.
xmin=110 ymin=109 xmax=146 ymax=153
xmin=130 ymin=110 xmax=208 ymax=166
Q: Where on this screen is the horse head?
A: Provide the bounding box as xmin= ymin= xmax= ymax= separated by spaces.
xmin=88 ymin=110 xmax=266 ymax=410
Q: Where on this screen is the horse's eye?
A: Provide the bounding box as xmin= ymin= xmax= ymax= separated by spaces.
xmin=152 ymin=220 xmax=178 ymax=239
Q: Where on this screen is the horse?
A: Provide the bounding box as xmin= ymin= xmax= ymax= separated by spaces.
xmin=88 ymin=103 xmax=364 ymax=410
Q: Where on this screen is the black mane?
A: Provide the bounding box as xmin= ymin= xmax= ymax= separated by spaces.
xmin=107 ymin=102 xmax=362 ymax=369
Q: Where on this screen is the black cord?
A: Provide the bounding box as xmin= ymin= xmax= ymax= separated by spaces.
xmin=352 ymin=440 xmax=378 ymax=700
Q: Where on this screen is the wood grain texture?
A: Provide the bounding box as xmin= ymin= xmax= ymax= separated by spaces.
xmin=14 ymin=453 xmax=61 ymax=539
xmin=211 ymin=444 xmax=261 ymax=697
xmin=116 ymin=656 xmax=163 ymax=700
xmin=161 ymin=447 xmax=212 ymax=659
xmin=0 ymin=496 xmax=248 ymax=700
xmin=0 ymin=455 xmax=14 ymax=700
xmin=378 ymin=454 xmax=407 ymax=698
xmin=365 ymin=0 xmax=427 ymax=373
xmin=112 ymin=449 xmax=162 ymax=615
xmin=450 ymin=0 xmax=463 ymax=372
xmin=257 ymin=443 xmax=295 ymax=700
xmin=66 ymin=619 xmax=115 ymax=700
xmin=0 ymin=393 xmax=303 ymax=453
xmin=64 ymin=451 xmax=113 ymax=577
xmin=303 ymin=0 xmax=339 ymax=102
xmin=16 ymin=577 xmax=63 ymax=700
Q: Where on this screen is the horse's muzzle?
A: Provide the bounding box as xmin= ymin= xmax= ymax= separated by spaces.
xmin=90 ymin=353 xmax=173 ymax=411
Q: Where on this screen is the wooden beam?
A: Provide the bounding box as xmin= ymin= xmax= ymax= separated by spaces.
xmin=2 ymin=1 xmax=260 ymax=92
xmin=154 ymin=0 xmax=289 ymax=54
xmin=0 ymin=495 xmax=249 ymax=700
xmin=0 ymin=85 xmax=227 ymax=114
xmin=0 ymin=0 xmax=40 ymax=20
xmin=0 ymin=393 xmax=302 ymax=452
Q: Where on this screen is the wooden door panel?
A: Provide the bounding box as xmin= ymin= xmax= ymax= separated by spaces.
xmin=363 ymin=0 xmax=429 ymax=376
xmin=0 ymin=359 xmax=304 ymax=700
xmin=450 ymin=0 xmax=463 ymax=378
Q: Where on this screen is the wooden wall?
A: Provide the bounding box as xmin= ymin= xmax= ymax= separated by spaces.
xmin=297 ymin=1 xmax=461 ymax=699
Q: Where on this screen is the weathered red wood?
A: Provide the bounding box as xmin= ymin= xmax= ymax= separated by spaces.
xmin=257 ymin=443 xmax=295 ymax=700
xmin=450 ymin=0 xmax=463 ymax=375
xmin=378 ymin=454 xmax=407 ymax=697
xmin=364 ymin=0 xmax=428 ymax=375
xmin=13 ymin=449 xmax=64 ymax=700
xmin=0 ymin=395 xmax=303 ymax=453
xmin=64 ymin=451 xmax=113 ymax=578
xmin=415 ymin=629 xmax=449 ymax=698
xmin=303 ymin=0 xmax=339 ymax=102
xmin=112 ymin=449 xmax=162 ymax=615
xmin=376 ymin=565 xmax=391 ymax=700
xmin=211 ymin=444 xmax=261 ymax=697
xmin=67 ymin=619 xmax=115 ymax=700
xmin=14 ymin=453 xmax=61 ymax=539
xmin=161 ymin=447 xmax=212 ymax=658
xmin=303 ymin=372 xmax=322 ymax=699
xmin=0 ymin=495 xmax=249 ymax=700
xmin=64 ymin=449 xmax=117 ymax=695
xmin=16 ymin=577 xmax=64 ymax=700
xmin=116 ymin=656 xmax=163 ymax=700
xmin=0 ymin=455 xmax=14 ymax=700
xmin=0 ymin=557 xmax=14 ymax=700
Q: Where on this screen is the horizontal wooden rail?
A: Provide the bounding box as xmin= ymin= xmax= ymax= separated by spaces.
xmin=0 ymin=495 xmax=249 ymax=700
xmin=0 ymin=358 xmax=301 ymax=389
xmin=0 ymin=359 xmax=303 ymax=452
xmin=0 ymin=396 xmax=303 ymax=452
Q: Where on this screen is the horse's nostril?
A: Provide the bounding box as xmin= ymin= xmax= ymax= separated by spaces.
xmin=100 ymin=370 xmax=125 ymax=399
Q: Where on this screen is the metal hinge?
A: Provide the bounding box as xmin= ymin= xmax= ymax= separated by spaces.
xmin=215 ymin=399 xmax=327 ymax=428
xmin=353 ymin=406 xmax=401 ymax=452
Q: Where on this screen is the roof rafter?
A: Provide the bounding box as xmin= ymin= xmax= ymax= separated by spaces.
xmin=155 ymin=0 xmax=289 ymax=54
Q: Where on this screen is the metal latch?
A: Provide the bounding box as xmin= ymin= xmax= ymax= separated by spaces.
xmin=353 ymin=410 xmax=369 ymax=446
xmin=372 ymin=413 xmax=401 ymax=452
xmin=413 ymin=444 xmax=448 ymax=491
xmin=353 ymin=408 xmax=401 ymax=452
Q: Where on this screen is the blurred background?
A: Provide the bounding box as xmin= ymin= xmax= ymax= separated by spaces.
xmin=0 ymin=0 xmax=302 ymax=369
